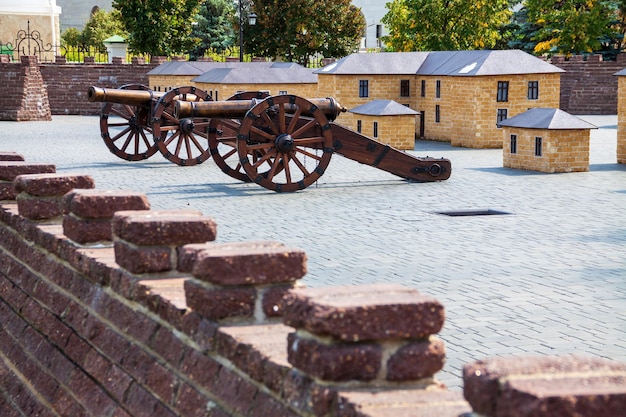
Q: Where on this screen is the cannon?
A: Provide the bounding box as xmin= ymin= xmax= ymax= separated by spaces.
xmin=89 ymin=84 xmax=451 ymax=192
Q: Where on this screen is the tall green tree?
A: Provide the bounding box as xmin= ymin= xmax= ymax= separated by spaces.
xmin=82 ymin=8 xmax=127 ymax=50
xmin=381 ymin=0 xmax=512 ymax=51
xmin=61 ymin=9 xmax=126 ymax=50
xmin=524 ymin=0 xmax=613 ymax=56
xmin=113 ymin=0 xmax=201 ymax=56
xmin=244 ymin=0 xmax=364 ymax=65
xmin=188 ymin=0 xmax=235 ymax=59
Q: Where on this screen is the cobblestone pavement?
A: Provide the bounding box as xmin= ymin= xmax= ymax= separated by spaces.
xmin=1 ymin=115 xmax=624 ymax=390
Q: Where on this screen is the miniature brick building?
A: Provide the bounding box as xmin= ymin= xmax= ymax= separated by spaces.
xmin=315 ymin=50 xmax=563 ymax=148
xmin=148 ymin=61 xmax=318 ymax=99
xmin=349 ymin=99 xmax=418 ymax=150
xmin=615 ymin=68 xmax=626 ymax=164
xmin=498 ymin=108 xmax=596 ymax=173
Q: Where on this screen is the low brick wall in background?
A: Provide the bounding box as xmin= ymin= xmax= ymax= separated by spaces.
xmin=1 ymin=53 xmax=624 ymax=121
xmin=1 ymin=150 xmax=625 ymax=417
xmin=551 ymin=54 xmax=626 ymax=115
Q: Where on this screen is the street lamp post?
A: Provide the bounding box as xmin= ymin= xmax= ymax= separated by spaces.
xmin=238 ymin=0 xmax=256 ymax=62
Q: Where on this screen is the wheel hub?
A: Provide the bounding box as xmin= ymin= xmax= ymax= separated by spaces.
xmin=275 ymin=133 xmax=295 ymax=153
xmin=180 ymin=118 xmax=195 ymax=134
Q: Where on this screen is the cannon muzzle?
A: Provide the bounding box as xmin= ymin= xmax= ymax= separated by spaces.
xmin=175 ymin=97 xmax=346 ymax=121
xmin=87 ymin=86 xmax=164 ymax=106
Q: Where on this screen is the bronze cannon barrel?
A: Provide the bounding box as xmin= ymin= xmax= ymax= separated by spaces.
xmin=87 ymin=86 xmax=165 ymax=106
xmin=175 ymin=97 xmax=346 ymax=121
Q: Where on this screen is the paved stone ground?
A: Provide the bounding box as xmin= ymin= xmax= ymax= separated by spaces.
xmin=1 ymin=115 xmax=624 ymax=390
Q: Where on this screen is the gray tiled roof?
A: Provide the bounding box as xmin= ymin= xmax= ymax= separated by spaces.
xmin=315 ymin=50 xmax=564 ymax=76
xmin=349 ymin=100 xmax=419 ymax=116
xmin=192 ymin=64 xmax=317 ymax=84
xmin=614 ymin=68 xmax=626 ymax=76
xmin=147 ymin=61 xmax=274 ymax=75
xmin=497 ymin=108 xmax=597 ymax=130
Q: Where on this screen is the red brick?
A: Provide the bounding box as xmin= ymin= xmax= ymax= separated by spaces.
xmin=63 ymin=189 xmax=150 ymax=218
xmin=336 ymin=389 xmax=471 ymax=417
xmin=287 ymin=333 xmax=382 ymax=382
xmin=179 ymin=348 xmax=221 ymax=388
xmin=497 ymin=374 xmax=626 ymax=417
xmin=178 ymin=241 xmax=285 ymax=274
xmin=463 ymin=355 xmax=626 ymax=417
xmin=0 ymin=152 xmax=25 ymax=161
xmin=283 ymin=284 xmax=445 ymax=341
xmin=386 ymin=337 xmax=446 ymax=381
xmin=114 ymin=240 xmax=173 ymax=273
xmin=16 ymin=195 xmax=63 ymax=220
xmin=211 ymin=366 xmax=258 ymax=415
xmin=261 ymin=284 xmax=295 ymax=317
xmin=0 ymin=162 xmax=55 ymax=181
xmin=14 ymin=173 xmax=94 ymax=196
xmin=0 ymin=182 xmax=17 ymax=199
xmin=184 ymin=279 xmax=256 ymax=321
xmin=62 ymin=214 xmax=113 ymax=243
xmin=113 ymin=210 xmax=217 ymax=246
xmin=191 ymin=242 xmax=306 ymax=285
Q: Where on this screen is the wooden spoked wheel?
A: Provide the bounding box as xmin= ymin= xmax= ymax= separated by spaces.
xmin=99 ymin=84 xmax=158 ymax=161
xmin=237 ymin=95 xmax=334 ymax=192
xmin=152 ymin=86 xmax=212 ymax=166
xmin=208 ymin=91 xmax=270 ymax=182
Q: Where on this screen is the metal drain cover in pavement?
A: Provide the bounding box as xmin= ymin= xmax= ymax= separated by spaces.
xmin=436 ymin=209 xmax=512 ymax=217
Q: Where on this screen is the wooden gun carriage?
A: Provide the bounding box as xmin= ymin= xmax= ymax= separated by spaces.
xmin=88 ymin=84 xmax=451 ymax=192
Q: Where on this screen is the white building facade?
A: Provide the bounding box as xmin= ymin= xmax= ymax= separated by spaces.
xmin=0 ymin=0 xmax=62 ymax=61
xmin=352 ymin=0 xmax=388 ymax=51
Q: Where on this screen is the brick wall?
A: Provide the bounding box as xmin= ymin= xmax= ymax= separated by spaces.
xmin=0 ymin=56 xmax=52 ymax=121
xmin=39 ymin=57 xmax=162 ymax=116
xmin=348 ymin=113 xmax=416 ymax=150
xmin=617 ymin=76 xmax=626 ymax=164
xmin=502 ymin=127 xmax=590 ymax=173
xmin=1 ymin=151 xmax=625 ymax=416
xmin=551 ymin=54 xmax=626 ymax=115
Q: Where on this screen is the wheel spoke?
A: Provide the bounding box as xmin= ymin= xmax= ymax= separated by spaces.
xmin=119 ymin=133 xmax=134 ymax=152
xmin=291 ymin=152 xmax=311 ymax=175
xmin=165 ymin=129 xmax=181 ymax=147
xmin=249 ymin=126 xmax=275 ymax=142
xmin=246 ymin=142 xmax=275 ymax=151
xmin=292 ymin=119 xmax=318 ymax=138
xmin=287 ymin=107 xmax=303 ymax=134
xmin=293 ymin=136 xmax=326 ymax=146
xmin=283 ymin=154 xmax=293 ymax=183
xmin=267 ymin=155 xmax=283 ymax=181
xmin=295 ymin=147 xmax=323 ymax=161
xmin=139 ymin=130 xmax=152 ymax=149
xmin=252 ymin=149 xmax=277 ymax=169
xmin=110 ymin=126 xmax=132 ymax=142
xmin=259 ymin=110 xmax=279 ymax=135
xmin=110 ymin=107 xmax=132 ymax=120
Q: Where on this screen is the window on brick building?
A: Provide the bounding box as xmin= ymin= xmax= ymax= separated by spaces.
xmin=436 ymin=80 xmax=441 ymax=98
xmin=400 ymin=80 xmax=410 ymax=97
xmin=497 ymin=81 xmax=509 ymax=102
xmin=357 ymin=120 xmax=362 ymax=133
xmin=359 ymin=80 xmax=369 ymax=97
xmin=535 ymin=136 xmax=543 ymax=156
xmin=528 ymin=81 xmax=539 ymax=100
xmin=373 ymin=121 xmax=379 ymax=137
xmin=510 ymin=134 xmax=517 ymax=154
xmin=497 ymin=108 xmax=508 ymax=125
xmin=421 ymin=80 xmax=426 ymax=97
xmin=435 ymin=105 xmax=441 ymax=123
